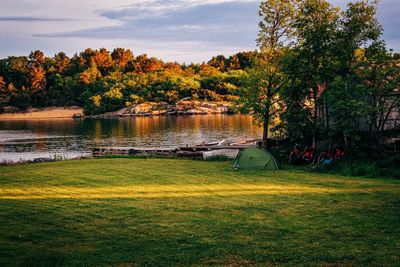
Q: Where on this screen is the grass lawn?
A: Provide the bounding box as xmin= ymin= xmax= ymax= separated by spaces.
xmin=0 ymin=158 xmax=399 ymax=266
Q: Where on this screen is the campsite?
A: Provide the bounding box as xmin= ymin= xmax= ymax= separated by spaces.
xmin=1 ymin=158 xmax=399 ymax=266
xmin=1 ymin=0 xmax=400 ymax=266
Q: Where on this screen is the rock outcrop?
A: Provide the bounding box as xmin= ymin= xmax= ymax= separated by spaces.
xmin=90 ymin=101 xmax=235 ymax=118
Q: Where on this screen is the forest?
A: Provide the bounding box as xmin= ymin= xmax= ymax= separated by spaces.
xmin=0 ymin=49 xmax=256 ymax=115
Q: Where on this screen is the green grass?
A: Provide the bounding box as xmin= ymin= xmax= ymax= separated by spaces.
xmin=0 ymin=158 xmax=399 ymax=266
xmin=313 ymin=157 xmax=400 ymax=179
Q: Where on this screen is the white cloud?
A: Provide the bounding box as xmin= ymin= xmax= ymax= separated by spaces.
xmin=0 ymin=0 xmax=398 ymax=62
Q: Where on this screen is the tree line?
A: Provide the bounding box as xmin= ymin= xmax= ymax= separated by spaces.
xmin=0 ymin=49 xmax=257 ymax=115
xmin=240 ymin=0 xmax=400 ymax=150
xmin=0 ymin=0 xmax=398 ymax=152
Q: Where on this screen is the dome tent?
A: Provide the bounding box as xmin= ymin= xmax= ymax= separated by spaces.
xmin=234 ymin=146 xmax=279 ymax=170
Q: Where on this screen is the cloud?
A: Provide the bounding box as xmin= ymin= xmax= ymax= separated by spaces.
xmin=0 ymin=0 xmax=398 ymax=62
xmin=376 ymin=0 xmax=400 ymax=41
xmin=0 ymin=16 xmax=74 ymax=22
xmin=35 ymin=0 xmax=261 ymax=49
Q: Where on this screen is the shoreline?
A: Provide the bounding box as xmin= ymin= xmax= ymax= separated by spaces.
xmin=0 ymin=107 xmax=83 ymax=120
xmin=0 ymin=101 xmax=236 ymax=120
xmin=88 ymin=100 xmax=235 ymax=118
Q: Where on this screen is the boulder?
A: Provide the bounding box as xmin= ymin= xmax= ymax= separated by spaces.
xmin=72 ymin=113 xmax=84 ymax=119
xmin=134 ymin=103 xmax=153 ymax=114
xmin=117 ymin=108 xmax=128 ymax=116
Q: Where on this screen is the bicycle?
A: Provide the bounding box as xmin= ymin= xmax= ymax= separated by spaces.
xmin=288 ymin=144 xmax=316 ymax=165
xmin=317 ymin=144 xmax=345 ymax=164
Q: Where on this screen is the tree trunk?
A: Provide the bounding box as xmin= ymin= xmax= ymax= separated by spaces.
xmin=262 ymin=110 xmax=270 ymax=150
xmin=343 ymin=133 xmax=348 ymax=149
xmin=312 ymin=89 xmax=318 ymax=148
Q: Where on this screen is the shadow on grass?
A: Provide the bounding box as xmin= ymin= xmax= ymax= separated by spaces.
xmin=22 ymin=252 xmax=64 ymax=267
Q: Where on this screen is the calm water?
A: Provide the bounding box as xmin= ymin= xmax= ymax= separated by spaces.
xmin=0 ymin=115 xmax=262 ymax=162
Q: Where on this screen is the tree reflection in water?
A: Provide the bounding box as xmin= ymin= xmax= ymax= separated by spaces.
xmin=0 ymin=114 xmax=262 ymax=161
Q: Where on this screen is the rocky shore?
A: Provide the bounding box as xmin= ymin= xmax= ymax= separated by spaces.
xmin=0 ymin=101 xmax=236 ymax=119
xmin=88 ymin=100 xmax=235 ymax=118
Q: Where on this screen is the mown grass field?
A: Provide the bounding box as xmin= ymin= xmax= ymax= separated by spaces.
xmin=0 ymin=158 xmax=399 ymax=266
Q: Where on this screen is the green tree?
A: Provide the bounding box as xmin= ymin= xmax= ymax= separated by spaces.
xmin=325 ymin=0 xmax=384 ymax=147
xmin=283 ymin=0 xmax=339 ymax=146
xmin=239 ymin=0 xmax=299 ymax=149
xmin=5 ymin=56 xmax=29 ymax=89
xmin=359 ymin=47 xmax=400 ymax=135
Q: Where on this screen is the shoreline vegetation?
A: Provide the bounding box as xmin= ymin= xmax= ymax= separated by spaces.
xmin=0 ymin=49 xmax=255 ymax=116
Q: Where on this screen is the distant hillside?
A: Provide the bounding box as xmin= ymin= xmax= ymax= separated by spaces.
xmin=0 ymin=49 xmax=258 ymax=115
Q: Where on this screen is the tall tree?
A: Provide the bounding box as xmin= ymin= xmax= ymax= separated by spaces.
xmin=28 ymin=50 xmax=46 ymax=92
xmin=285 ymin=0 xmax=340 ymax=147
xmin=358 ymin=46 xmax=400 ymax=134
xmin=239 ymin=0 xmax=299 ymax=149
xmin=325 ymin=0 xmax=384 ymax=147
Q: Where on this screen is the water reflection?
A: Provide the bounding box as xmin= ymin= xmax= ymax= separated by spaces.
xmin=0 ymin=115 xmax=261 ymax=162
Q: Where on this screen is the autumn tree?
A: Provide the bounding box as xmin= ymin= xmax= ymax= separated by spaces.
xmin=28 ymin=50 xmax=46 ymax=92
xmin=134 ymin=54 xmax=163 ymax=73
xmin=163 ymin=62 xmax=184 ymax=76
xmin=198 ymin=64 xmax=220 ymax=77
xmin=78 ymin=48 xmax=95 ymax=68
xmin=92 ymin=48 xmax=113 ymax=74
xmin=111 ymin=48 xmax=133 ymax=70
xmin=226 ymin=55 xmax=241 ymax=71
xmin=0 ymin=76 xmax=5 ymax=91
xmin=208 ymin=55 xmax=226 ymax=71
xmin=80 ymin=59 xmax=101 ymax=85
xmin=54 ymin=52 xmax=70 ymax=74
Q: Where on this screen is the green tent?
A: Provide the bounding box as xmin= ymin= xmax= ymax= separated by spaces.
xmin=234 ymin=146 xmax=279 ymax=170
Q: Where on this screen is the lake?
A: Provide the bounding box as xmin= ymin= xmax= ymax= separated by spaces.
xmin=0 ymin=114 xmax=262 ymax=162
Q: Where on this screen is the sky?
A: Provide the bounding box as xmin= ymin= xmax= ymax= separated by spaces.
xmin=0 ymin=0 xmax=398 ymax=63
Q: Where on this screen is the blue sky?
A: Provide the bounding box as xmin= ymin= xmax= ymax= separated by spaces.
xmin=0 ymin=0 xmax=398 ymax=63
